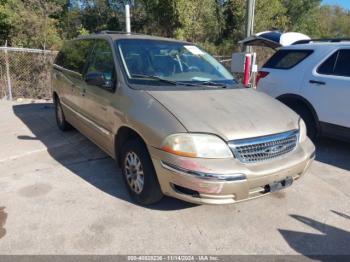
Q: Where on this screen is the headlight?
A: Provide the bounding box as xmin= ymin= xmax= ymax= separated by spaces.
xmin=161 ymin=133 xmax=233 ymax=159
xmin=299 ymin=118 xmax=307 ymax=142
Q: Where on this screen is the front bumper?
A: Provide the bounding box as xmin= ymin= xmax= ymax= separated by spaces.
xmin=149 ymin=138 xmax=315 ymax=205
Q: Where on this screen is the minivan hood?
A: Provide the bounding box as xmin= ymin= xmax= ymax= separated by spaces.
xmin=147 ymin=88 xmax=299 ymax=141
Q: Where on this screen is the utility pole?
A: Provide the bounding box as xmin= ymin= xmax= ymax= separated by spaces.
xmin=244 ymin=0 xmax=257 ymax=88
xmin=125 ymin=4 xmax=131 ymax=34
xmin=245 ymin=0 xmax=256 ymax=52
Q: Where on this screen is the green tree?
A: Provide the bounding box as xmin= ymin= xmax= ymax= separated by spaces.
xmin=318 ymin=5 xmax=350 ymax=38
xmin=283 ymin=0 xmax=321 ymax=36
xmin=255 ymin=0 xmax=289 ymax=33
xmin=223 ymin=0 xmax=245 ymax=40
xmin=0 ymin=0 xmax=349 ymax=55
xmin=0 ymin=0 xmax=62 ymax=49
xmin=174 ymin=0 xmax=221 ymax=42
xmin=0 ymin=0 xmax=11 ymax=45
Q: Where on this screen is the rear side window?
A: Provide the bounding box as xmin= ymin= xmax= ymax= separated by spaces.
xmin=317 ymin=51 xmax=338 ymax=75
xmin=55 ymin=39 xmax=94 ymax=75
xmin=318 ymin=49 xmax=350 ymax=77
xmin=263 ymin=49 xmax=313 ymax=69
xmin=334 ymin=50 xmax=350 ymax=77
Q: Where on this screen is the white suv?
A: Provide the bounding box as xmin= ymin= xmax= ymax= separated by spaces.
xmin=257 ymin=40 xmax=350 ymax=141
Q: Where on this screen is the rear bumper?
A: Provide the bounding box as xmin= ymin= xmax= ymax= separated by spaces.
xmin=149 ymin=138 xmax=315 ymax=205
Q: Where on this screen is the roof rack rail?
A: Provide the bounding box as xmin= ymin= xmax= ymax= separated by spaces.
xmin=94 ymin=30 xmax=143 ymax=35
xmin=293 ymin=38 xmax=350 ymax=45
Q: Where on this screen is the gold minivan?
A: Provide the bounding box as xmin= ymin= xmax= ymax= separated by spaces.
xmin=52 ymin=32 xmax=315 ymax=205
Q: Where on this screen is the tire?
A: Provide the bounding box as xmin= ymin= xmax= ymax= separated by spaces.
xmin=54 ymin=97 xmax=72 ymax=131
xmin=289 ymin=103 xmax=317 ymax=141
xmin=120 ymin=139 xmax=163 ymax=205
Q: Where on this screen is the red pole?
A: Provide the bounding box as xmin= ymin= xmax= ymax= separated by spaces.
xmin=243 ymin=54 xmax=251 ymax=87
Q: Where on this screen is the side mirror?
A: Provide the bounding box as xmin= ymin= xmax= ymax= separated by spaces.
xmin=85 ymin=72 xmax=113 ymax=89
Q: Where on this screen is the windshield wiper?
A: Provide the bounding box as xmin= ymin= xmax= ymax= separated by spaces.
xmin=130 ymin=74 xmax=200 ymax=87
xmin=192 ymin=81 xmax=228 ymax=88
xmin=131 ymin=74 xmax=179 ymax=85
xmin=131 ymin=74 xmax=228 ymax=88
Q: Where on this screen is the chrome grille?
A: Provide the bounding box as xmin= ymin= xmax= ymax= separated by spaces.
xmin=228 ymin=130 xmax=299 ymax=163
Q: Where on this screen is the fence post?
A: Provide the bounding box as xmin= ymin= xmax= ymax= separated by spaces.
xmin=4 ymin=41 xmax=13 ymax=101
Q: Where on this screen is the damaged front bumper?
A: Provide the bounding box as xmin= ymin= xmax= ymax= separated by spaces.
xmin=149 ymin=138 xmax=315 ymax=205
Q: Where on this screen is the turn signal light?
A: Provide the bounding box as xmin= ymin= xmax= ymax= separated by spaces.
xmin=256 ymin=71 xmax=269 ymax=87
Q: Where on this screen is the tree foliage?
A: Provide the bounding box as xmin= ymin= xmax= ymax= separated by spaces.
xmin=0 ymin=0 xmax=63 ymax=49
xmin=0 ymin=0 xmax=349 ymax=54
xmin=318 ymin=5 xmax=350 ymax=38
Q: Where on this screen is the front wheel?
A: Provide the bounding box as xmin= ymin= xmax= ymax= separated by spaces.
xmin=120 ymin=139 xmax=163 ymax=205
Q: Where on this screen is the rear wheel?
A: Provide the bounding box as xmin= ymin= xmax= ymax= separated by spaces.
xmin=54 ymin=97 xmax=71 ymax=131
xmin=120 ymin=139 xmax=163 ymax=205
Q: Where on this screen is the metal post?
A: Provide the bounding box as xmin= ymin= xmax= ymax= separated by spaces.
xmin=245 ymin=0 xmax=256 ymax=52
xmin=4 ymin=40 xmax=12 ymax=101
xmin=125 ymin=4 xmax=131 ymax=34
xmin=251 ymin=52 xmax=257 ymax=88
xmin=251 ymin=0 xmax=256 ymax=36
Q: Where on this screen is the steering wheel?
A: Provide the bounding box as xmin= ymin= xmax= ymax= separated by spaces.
xmin=188 ymin=66 xmax=200 ymax=72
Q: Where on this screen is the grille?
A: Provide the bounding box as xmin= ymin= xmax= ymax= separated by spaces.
xmin=228 ymin=130 xmax=299 ymax=163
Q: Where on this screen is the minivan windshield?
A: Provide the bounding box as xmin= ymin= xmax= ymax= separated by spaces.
xmin=117 ymin=39 xmax=236 ymax=88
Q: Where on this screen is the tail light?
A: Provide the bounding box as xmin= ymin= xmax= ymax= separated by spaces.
xmin=256 ymin=71 xmax=269 ymax=87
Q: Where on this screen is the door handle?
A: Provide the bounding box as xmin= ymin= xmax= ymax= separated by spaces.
xmin=309 ymin=80 xmax=326 ymax=85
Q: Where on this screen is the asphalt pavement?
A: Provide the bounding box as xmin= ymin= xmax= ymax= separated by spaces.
xmin=0 ymin=100 xmax=349 ymax=256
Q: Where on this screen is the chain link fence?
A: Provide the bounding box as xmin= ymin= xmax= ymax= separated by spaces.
xmin=0 ymin=47 xmax=57 ymax=100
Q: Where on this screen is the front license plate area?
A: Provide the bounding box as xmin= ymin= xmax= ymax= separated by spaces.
xmin=265 ymin=176 xmax=293 ymax=193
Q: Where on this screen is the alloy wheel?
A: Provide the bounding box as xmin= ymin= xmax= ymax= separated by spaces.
xmin=124 ymin=151 xmax=145 ymax=194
